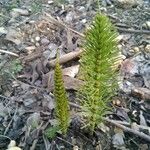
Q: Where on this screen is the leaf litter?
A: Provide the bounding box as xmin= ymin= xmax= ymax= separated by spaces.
xmin=0 ymin=0 xmax=150 ymax=149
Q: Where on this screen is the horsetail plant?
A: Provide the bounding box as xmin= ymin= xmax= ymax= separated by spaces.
xmin=54 ymin=54 xmax=70 ymax=135
xmin=78 ymin=13 xmax=119 ymax=134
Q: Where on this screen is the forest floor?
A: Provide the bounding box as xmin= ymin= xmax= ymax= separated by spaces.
xmin=0 ymin=0 xmax=150 ymax=149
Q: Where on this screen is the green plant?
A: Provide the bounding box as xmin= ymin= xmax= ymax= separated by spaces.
xmin=44 ymin=126 xmax=60 ymax=139
xmin=9 ymin=59 xmax=23 ymax=75
xmin=0 ymin=59 xmax=22 ymax=77
xmin=78 ymin=13 xmax=119 ymax=134
xmin=54 ymin=56 xmax=70 ymax=135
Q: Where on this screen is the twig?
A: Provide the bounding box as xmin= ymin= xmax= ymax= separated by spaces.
xmin=116 ymin=27 xmax=150 ymax=34
xmin=0 ymin=49 xmax=19 ymax=57
xmin=69 ymin=102 xmax=150 ymax=142
xmin=48 ymin=49 xmax=82 ymax=67
xmin=104 ymin=118 xmax=150 ymax=142
xmin=115 ymin=23 xmax=139 ymax=29
xmin=57 ymin=137 xmax=74 ymax=147
xmin=43 ymin=13 xmax=85 ymax=38
xmin=106 ymin=120 xmax=150 ymax=131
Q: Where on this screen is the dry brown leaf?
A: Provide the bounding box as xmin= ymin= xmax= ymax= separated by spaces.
xmin=42 ymin=65 xmax=80 ymax=88
xmin=42 ymin=67 xmax=84 ymax=91
xmin=47 ymin=75 xmax=84 ymax=91
xmin=62 ymin=65 xmax=79 ymax=77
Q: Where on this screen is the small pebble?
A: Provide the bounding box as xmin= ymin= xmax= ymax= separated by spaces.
xmin=30 ymin=38 xmax=35 ymax=43
xmin=133 ymin=47 xmax=140 ymax=53
xmin=35 ymin=36 xmax=40 ymax=42
xmin=145 ymin=44 xmax=150 ymax=52
xmin=81 ymin=19 xmax=87 ymax=24
xmin=35 ymin=42 xmax=40 ymax=47
xmin=48 ymin=0 xmax=54 ymax=4
xmin=29 ymin=20 xmax=35 ymax=24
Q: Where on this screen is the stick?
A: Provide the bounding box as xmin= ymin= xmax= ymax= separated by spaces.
xmin=0 ymin=49 xmax=19 ymax=57
xmin=69 ymin=102 xmax=150 ymax=142
xmin=104 ymin=118 xmax=150 ymax=142
xmin=48 ymin=49 xmax=83 ymax=67
xmin=116 ymin=27 xmax=150 ymax=34
xmin=105 ymin=120 xmax=150 ymax=130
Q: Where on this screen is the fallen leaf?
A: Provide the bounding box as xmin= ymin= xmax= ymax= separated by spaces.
xmin=62 ymin=65 xmax=79 ymax=77
xmin=42 ymin=65 xmax=82 ymax=90
xmin=120 ymin=58 xmax=138 ymax=76
xmin=48 ymin=76 xmax=84 ymax=91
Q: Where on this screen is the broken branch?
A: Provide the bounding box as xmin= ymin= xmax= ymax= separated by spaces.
xmin=48 ymin=49 xmax=82 ymax=67
xmin=104 ymin=118 xmax=150 ymax=142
